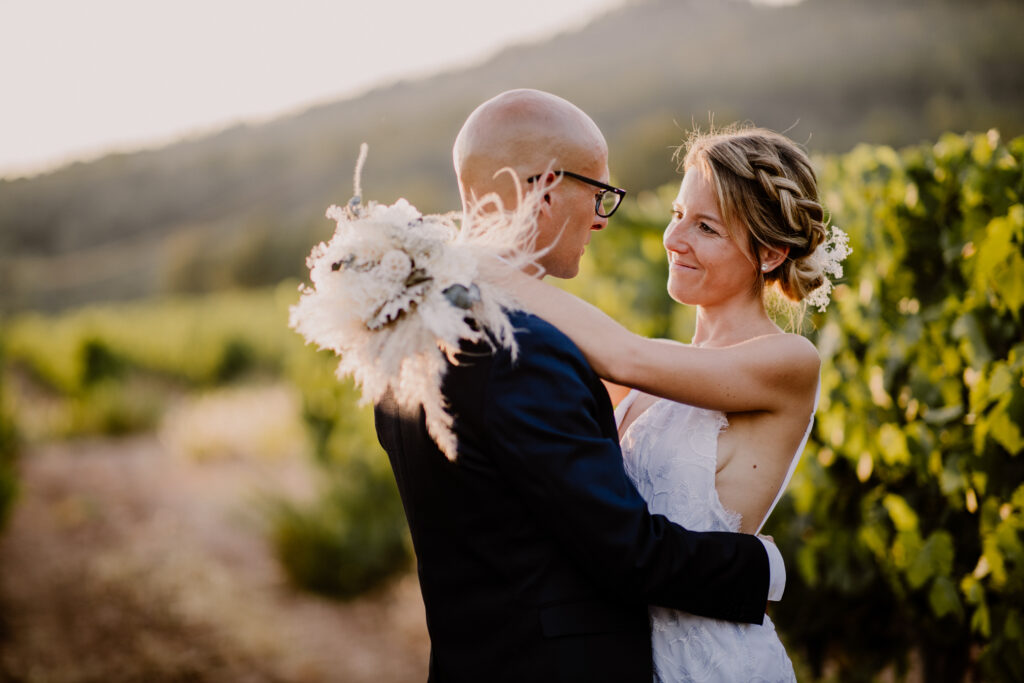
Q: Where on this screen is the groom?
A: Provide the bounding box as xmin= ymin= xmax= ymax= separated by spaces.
xmin=374 ymin=89 xmax=783 ymax=682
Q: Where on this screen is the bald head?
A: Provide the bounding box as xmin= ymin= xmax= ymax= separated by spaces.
xmin=453 ymin=90 xmax=611 ymax=278
xmin=453 ymin=89 xmax=607 ymax=211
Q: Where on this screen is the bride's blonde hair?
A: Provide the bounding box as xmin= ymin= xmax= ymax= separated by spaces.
xmin=676 ymin=127 xmax=828 ymax=303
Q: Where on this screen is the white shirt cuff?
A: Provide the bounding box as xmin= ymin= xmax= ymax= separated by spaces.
xmin=757 ymin=535 xmax=786 ymax=602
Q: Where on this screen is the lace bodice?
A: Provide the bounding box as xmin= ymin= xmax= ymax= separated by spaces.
xmin=618 ymin=397 xmax=741 ymax=534
xmin=616 ymin=384 xmax=818 ymax=534
xmin=615 ymin=392 xmax=810 ymax=683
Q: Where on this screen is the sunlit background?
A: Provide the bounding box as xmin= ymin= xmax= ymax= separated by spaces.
xmin=1 ymin=0 xmax=633 ymax=178
xmin=1 ymin=0 xmax=1022 ymax=680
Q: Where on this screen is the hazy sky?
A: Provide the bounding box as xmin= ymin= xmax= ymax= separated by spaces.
xmin=1 ymin=0 xmax=801 ymax=179
xmin=0 ymin=0 xmax=627 ymax=178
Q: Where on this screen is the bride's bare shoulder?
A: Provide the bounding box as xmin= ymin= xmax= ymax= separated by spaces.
xmin=747 ymin=332 xmax=821 ymax=390
xmin=778 ymin=332 xmax=820 ymax=362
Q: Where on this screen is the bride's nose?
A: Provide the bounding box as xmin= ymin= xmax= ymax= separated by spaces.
xmin=663 ymin=219 xmax=689 ymax=252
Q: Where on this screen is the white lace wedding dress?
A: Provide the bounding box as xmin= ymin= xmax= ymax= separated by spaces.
xmin=616 ymin=389 xmax=817 ymax=683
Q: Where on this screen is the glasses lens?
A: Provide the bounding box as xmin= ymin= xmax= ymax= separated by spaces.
xmin=597 ymin=191 xmax=622 ymax=217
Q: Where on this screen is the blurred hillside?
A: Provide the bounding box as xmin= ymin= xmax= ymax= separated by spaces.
xmin=3 ymin=0 xmax=1023 ymax=312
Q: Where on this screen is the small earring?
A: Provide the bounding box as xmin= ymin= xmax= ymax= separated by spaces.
xmin=761 ymin=264 xmax=769 ymax=272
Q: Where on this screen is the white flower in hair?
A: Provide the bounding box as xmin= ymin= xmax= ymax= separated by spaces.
xmin=805 ymin=224 xmax=853 ymax=312
xmin=289 ymin=144 xmax=544 ymax=460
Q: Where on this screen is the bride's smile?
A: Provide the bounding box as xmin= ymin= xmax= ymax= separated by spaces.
xmin=666 ymin=252 xmax=696 ymax=270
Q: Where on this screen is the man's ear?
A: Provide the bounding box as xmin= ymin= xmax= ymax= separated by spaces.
xmin=541 ymin=171 xmax=558 ymax=206
xmin=537 ymin=175 xmax=555 ymax=215
xmin=537 ymin=194 xmax=553 ymax=219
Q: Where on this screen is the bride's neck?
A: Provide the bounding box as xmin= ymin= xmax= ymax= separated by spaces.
xmin=691 ymin=297 xmax=777 ymax=348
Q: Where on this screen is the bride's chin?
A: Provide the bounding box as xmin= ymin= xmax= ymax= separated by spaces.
xmin=666 ymin=284 xmax=696 ymax=306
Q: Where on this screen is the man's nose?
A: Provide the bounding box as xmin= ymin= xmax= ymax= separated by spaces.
xmin=592 ymin=213 xmax=608 ymax=231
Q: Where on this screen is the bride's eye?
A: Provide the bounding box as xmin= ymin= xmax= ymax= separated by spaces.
xmin=670 ymin=209 xmax=683 ymax=220
xmin=699 ymin=222 xmax=719 ymax=235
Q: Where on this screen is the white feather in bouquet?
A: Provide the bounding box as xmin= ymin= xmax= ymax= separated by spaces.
xmin=289 ymin=145 xmax=546 ymax=460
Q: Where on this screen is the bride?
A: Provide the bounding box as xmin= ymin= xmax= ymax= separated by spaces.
xmin=500 ymin=127 xmax=844 ymax=681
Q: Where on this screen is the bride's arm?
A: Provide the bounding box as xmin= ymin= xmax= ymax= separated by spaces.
xmin=601 ymin=379 xmax=632 ymax=406
xmin=495 ymin=268 xmax=819 ymax=413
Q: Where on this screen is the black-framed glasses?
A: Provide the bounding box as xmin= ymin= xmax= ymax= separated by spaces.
xmin=526 ymin=170 xmax=627 ymax=218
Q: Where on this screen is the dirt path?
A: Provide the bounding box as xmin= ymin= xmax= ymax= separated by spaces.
xmin=0 ymin=435 xmax=429 ymax=683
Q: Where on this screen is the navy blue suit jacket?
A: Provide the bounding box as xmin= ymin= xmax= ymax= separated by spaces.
xmin=374 ymin=311 xmax=769 ymax=682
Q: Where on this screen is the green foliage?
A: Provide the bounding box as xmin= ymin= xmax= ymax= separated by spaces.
xmin=5 ymin=285 xmax=297 ymax=392
xmin=0 ymin=337 xmax=19 ymax=531
xmin=267 ymin=460 xmax=410 ymax=599
xmin=756 ymin=130 xmax=1024 ymax=681
xmin=269 ymin=344 xmax=412 ymax=598
xmin=2 ymin=279 xmax=412 ymax=600
xmin=3 ymin=285 xmax=302 ymax=440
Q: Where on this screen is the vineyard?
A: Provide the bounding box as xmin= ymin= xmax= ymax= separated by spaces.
xmin=1 ymin=130 xmax=1022 ymax=680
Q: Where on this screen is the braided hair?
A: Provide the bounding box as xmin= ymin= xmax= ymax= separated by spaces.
xmin=677 ymin=127 xmax=828 ymax=302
